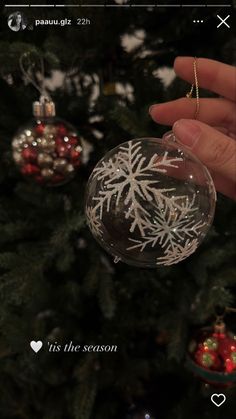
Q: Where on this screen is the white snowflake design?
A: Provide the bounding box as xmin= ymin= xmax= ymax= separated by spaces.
xmin=155 ymin=239 xmax=199 ymax=266
xmin=86 ymin=140 xmax=206 ymax=266
xmin=86 ymin=206 xmax=103 ymax=238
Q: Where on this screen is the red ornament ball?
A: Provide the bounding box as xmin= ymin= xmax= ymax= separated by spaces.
xmin=12 ymin=118 xmax=83 ymax=186
xmin=21 ymin=164 xmax=40 ymax=176
xmin=187 ymin=321 xmax=236 ymax=387
xmin=35 ymin=123 xmax=45 ymax=135
xmin=57 ymin=123 xmax=67 ymax=136
xmin=21 ymin=147 xmax=38 ymax=162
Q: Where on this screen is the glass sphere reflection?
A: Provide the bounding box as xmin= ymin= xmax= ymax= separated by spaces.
xmin=85 ymin=135 xmax=216 ymax=267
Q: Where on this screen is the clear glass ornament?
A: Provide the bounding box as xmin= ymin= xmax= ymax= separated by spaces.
xmin=85 ymin=132 xmax=216 ymax=267
xmin=12 ymin=98 xmax=82 ymax=186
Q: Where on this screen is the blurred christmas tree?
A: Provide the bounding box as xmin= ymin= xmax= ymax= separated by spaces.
xmin=0 ymin=2 xmax=236 ymax=419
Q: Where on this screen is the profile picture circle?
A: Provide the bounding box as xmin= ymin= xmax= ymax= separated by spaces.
xmin=8 ymin=12 xmax=27 ymax=32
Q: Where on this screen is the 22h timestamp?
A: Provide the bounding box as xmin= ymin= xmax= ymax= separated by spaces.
xmin=77 ymin=18 xmax=91 ymax=25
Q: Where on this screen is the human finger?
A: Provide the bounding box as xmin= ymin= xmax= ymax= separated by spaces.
xmin=174 ymin=57 xmax=236 ymax=102
xmin=149 ymin=98 xmax=236 ymax=133
xmin=173 ymin=119 xmax=236 ymax=182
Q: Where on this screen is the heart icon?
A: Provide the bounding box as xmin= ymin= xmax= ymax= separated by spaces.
xmin=30 ymin=340 xmax=43 ymax=353
xmin=211 ymin=393 xmax=226 ymax=407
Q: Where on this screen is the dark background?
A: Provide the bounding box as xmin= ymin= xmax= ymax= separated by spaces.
xmin=0 ymin=2 xmax=236 ymax=419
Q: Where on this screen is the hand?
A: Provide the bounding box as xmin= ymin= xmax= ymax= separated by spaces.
xmin=149 ymin=57 xmax=236 ymax=200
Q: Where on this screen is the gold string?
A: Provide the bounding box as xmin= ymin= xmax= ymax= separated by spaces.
xmin=186 ymin=57 xmax=200 ymax=119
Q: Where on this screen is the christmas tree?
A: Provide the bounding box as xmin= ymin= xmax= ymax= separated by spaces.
xmin=0 ymin=2 xmax=236 ymax=418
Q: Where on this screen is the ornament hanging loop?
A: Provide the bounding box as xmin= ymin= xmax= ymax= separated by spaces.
xmin=19 ymin=51 xmax=50 ymax=100
xmin=186 ymin=57 xmax=200 ymax=120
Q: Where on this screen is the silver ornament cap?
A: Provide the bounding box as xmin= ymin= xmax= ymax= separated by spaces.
xmin=33 ymin=96 xmax=56 ymax=118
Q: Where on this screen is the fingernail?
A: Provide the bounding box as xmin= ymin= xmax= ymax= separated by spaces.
xmin=149 ymin=104 xmax=159 ymax=115
xmin=173 ymin=119 xmax=201 ymax=148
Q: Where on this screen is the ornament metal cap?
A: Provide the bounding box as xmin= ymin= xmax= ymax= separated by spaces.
xmin=214 ymin=321 xmax=226 ymax=334
xmin=33 ymin=96 xmax=56 ymax=118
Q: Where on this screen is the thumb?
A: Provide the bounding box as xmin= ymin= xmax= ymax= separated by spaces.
xmin=173 ymin=119 xmax=236 ymax=182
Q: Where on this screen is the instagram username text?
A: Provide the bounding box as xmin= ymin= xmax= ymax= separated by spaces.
xmin=35 ymin=18 xmax=91 ymax=27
